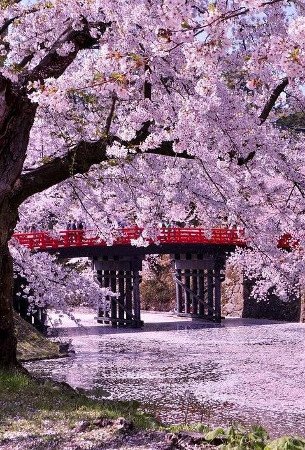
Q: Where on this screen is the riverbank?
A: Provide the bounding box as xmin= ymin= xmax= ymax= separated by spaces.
xmin=15 ymin=313 xmax=61 ymax=362
xmin=1 ymin=371 xmax=304 ymax=450
xmin=0 ymin=371 xmax=160 ymax=449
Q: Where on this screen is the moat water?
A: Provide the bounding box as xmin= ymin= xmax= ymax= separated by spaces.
xmin=25 ymin=310 xmax=305 ymax=437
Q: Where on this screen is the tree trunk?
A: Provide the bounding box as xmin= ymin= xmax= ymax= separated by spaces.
xmin=0 ymin=83 xmax=37 ymax=370
xmin=0 ymin=202 xmax=20 ymax=369
xmin=0 ymin=242 xmax=17 ymax=368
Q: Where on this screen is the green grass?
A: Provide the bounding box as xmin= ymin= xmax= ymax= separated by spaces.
xmin=2 ymin=317 xmax=158 ymax=447
xmin=0 ymin=371 xmax=157 ymax=429
xmin=164 ymin=423 xmax=305 ymax=450
xmin=4 ymin=312 xmax=305 ymax=450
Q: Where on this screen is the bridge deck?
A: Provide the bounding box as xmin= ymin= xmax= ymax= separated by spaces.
xmin=13 ymin=227 xmax=245 ymax=253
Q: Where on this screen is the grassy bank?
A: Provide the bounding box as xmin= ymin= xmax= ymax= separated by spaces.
xmin=0 ymin=371 xmax=158 ymax=449
xmin=0 ymin=372 xmax=305 ymax=450
xmin=15 ymin=313 xmax=61 ymax=362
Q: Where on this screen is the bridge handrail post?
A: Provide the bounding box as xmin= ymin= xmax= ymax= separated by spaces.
xmin=63 ymin=230 xmax=70 ymax=247
xmin=40 ymin=231 xmax=46 ymax=249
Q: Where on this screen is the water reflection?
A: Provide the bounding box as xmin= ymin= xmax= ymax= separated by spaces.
xmin=25 ymin=311 xmax=305 ymax=437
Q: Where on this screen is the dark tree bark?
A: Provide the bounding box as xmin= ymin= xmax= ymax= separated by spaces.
xmin=259 ymin=77 xmax=288 ymax=124
xmin=0 ymin=190 xmax=20 ymax=368
xmin=0 ymin=243 xmax=17 ymax=367
xmin=0 ymin=79 xmax=37 ymax=369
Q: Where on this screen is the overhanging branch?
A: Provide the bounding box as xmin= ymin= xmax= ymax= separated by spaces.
xmin=113 ymin=131 xmax=193 ymax=159
xmin=143 ymin=141 xmax=193 ymax=159
xmin=12 ymin=139 xmax=108 ymax=204
xmin=23 ymin=20 xmax=110 ymax=84
xmin=13 ymin=75 xmax=288 ymax=202
xmin=259 ymin=77 xmax=288 ymax=124
xmin=234 ymin=77 xmax=289 ymax=165
xmin=13 ymin=133 xmax=194 ymax=205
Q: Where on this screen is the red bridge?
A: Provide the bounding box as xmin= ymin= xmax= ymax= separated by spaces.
xmin=13 ymin=227 xmax=245 ymax=251
xmin=12 ymin=227 xmax=291 ymax=329
xmin=13 ymin=227 xmax=246 ymax=328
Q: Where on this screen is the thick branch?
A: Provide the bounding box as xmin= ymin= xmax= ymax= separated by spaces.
xmin=259 ymin=77 xmax=288 ymax=124
xmin=13 ymin=139 xmax=108 ymax=204
xmin=16 ymin=72 xmax=288 ymax=196
xmin=0 ymin=20 xmax=112 ymax=207
xmin=0 ymin=4 xmax=39 ymax=37
xmin=0 ymin=17 xmax=15 ymax=36
xmin=236 ymin=77 xmax=289 ymax=165
xmin=105 ymin=95 xmax=117 ymax=135
xmin=24 ymin=20 xmax=110 ymax=84
xmin=112 ymin=121 xmax=193 ymax=159
xmin=113 ymin=118 xmax=193 ymax=159
xmin=118 ymin=121 xmax=152 ymax=147
xmin=13 ymin=135 xmax=194 ymax=204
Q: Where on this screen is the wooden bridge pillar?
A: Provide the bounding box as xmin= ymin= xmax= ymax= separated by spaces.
xmin=172 ymin=254 xmax=225 ymax=323
xmin=93 ymin=256 xmax=143 ymax=328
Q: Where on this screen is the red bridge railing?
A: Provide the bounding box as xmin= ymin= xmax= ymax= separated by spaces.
xmin=12 ymin=227 xmax=246 ymax=251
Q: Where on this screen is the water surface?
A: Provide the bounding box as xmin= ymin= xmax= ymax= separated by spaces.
xmin=25 ymin=311 xmax=305 ymax=437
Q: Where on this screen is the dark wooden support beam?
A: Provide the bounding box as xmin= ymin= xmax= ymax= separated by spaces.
xmin=172 ymin=253 xmax=225 ymax=321
xmin=32 ymin=308 xmax=42 ymax=332
xmin=191 ymin=269 xmax=197 ymax=315
xmin=125 ymin=271 xmax=133 ymax=322
xmin=118 ymin=270 xmax=125 ymax=326
xmin=198 ymin=269 xmax=205 ymax=317
xmin=173 ymin=254 xmax=183 ymax=313
xmin=184 ymin=268 xmax=191 ymax=313
xmin=176 ymin=268 xmax=183 ymax=313
xmin=214 ymin=266 xmax=221 ymax=323
xmin=96 ymin=270 xmax=104 ymax=322
xmin=215 ymin=256 xmax=225 ymax=322
xmin=132 ymin=271 xmax=141 ymax=326
xmin=131 ymin=256 xmax=143 ymax=327
xmin=207 ymin=269 xmax=214 ymax=319
xmin=184 ymin=254 xmax=191 ymax=314
xmin=94 ymin=256 xmax=143 ymax=328
xmin=110 ymin=270 xmax=117 ymax=328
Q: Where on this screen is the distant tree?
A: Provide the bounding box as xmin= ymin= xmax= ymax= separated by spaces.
xmin=141 ymin=256 xmax=175 ymax=312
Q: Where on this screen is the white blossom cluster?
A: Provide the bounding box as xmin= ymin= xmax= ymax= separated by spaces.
xmin=10 ymin=242 xmax=111 ymax=313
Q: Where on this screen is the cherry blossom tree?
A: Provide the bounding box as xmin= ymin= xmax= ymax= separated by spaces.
xmin=1 ymin=0 xmax=305 ymax=368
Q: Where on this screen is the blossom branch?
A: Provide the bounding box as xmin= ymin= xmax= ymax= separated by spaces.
xmin=105 ymin=94 xmax=117 ymax=135
xmin=259 ymin=78 xmax=289 ymax=124
xmin=23 ymin=20 xmax=110 ymax=84
xmin=12 ymin=138 xmax=108 ymax=204
xmin=13 ymin=134 xmax=194 ymax=205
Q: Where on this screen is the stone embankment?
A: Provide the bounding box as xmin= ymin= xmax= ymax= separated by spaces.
xmin=222 ymin=262 xmax=305 ymax=322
